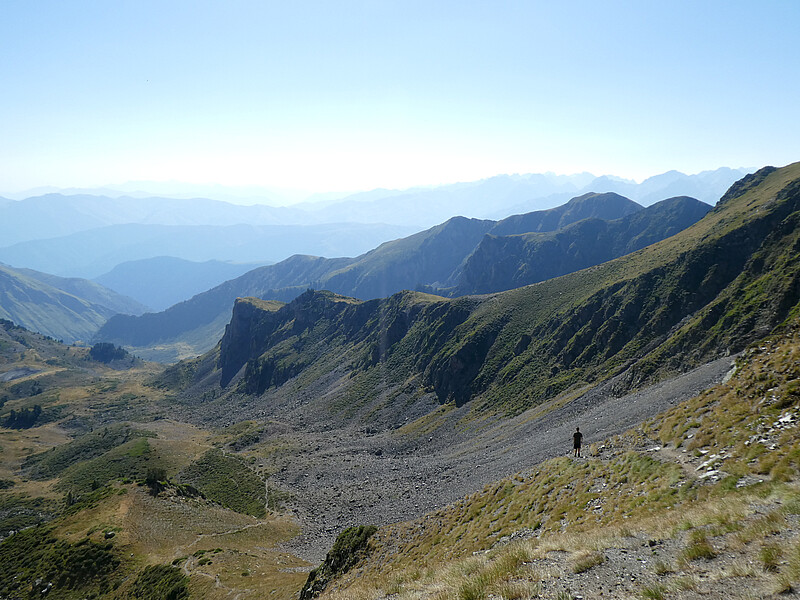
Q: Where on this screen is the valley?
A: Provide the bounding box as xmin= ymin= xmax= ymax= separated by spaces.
xmin=1 ymin=163 xmax=799 ymax=599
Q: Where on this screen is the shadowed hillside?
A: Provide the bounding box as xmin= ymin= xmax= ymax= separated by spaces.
xmin=452 ymin=195 xmax=711 ymax=294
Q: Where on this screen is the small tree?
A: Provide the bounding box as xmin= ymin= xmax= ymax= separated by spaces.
xmin=145 ymin=467 xmax=167 ymax=496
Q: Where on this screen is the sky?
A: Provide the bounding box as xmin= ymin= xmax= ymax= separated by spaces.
xmin=1 ymin=0 xmax=798 ymax=198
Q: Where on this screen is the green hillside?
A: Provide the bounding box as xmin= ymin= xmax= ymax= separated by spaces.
xmin=426 ymin=165 xmax=800 ymax=412
xmin=199 ymin=164 xmax=800 ymax=424
xmin=0 ymin=263 xmax=143 ymax=343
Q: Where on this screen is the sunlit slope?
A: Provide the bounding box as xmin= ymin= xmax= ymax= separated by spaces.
xmin=209 ymin=163 xmax=800 ymax=420
xmin=0 ymin=325 xmax=309 ymax=600
xmin=0 ymin=268 xmax=110 ymax=344
xmin=426 ymin=164 xmax=800 ymax=412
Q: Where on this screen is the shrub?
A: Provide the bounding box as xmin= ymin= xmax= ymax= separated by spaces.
xmin=145 ymin=467 xmax=167 ymax=496
xmin=0 ymin=527 xmax=120 ymax=597
xmin=129 ymin=565 xmax=189 ymax=600
xmin=327 ymin=525 xmax=378 ymax=574
xmin=2 ymin=405 xmax=42 ymax=429
xmin=300 ymin=525 xmax=378 ymax=599
xmin=89 ymin=343 xmax=128 ymax=363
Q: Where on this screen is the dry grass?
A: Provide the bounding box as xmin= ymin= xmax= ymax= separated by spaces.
xmin=639 ymin=583 xmax=669 ymax=600
xmin=681 ymin=530 xmax=716 ymax=562
xmin=1 ymin=346 xmax=309 ymax=600
xmin=0 ymin=423 xmax=72 ymax=475
xmin=570 ymin=549 xmax=604 ymax=573
xmin=652 ymin=558 xmax=674 ymax=575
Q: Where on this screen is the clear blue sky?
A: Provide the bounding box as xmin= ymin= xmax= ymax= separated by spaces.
xmin=1 ymin=0 xmax=798 ymax=194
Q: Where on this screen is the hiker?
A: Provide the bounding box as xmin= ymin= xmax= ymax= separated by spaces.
xmin=573 ymin=426 xmax=583 ymax=458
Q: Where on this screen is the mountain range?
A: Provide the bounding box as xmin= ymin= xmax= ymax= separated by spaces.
xmin=182 ymin=162 xmax=799 ymax=420
xmin=96 ymin=193 xmax=711 ymax=361
xmin=0 ymin=221 xmax=417 ymax=280
xmin=1 ymin=163 xmax=799 ymax=600
xmin=0 ymin=168 xmax=744 ymax=279
xmin=299 ymin=167 xmax=744 ymax=226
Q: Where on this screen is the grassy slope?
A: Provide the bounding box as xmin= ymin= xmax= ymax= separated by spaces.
xmin=424 ymin=163 xmax=800 ymax=413
xmin=17 ymin=266 xmax=148 ymax=315
xmin=318 ymin=318 xmax=800 ymax=600
xmin=320 ymin=216 xmax=495 ymax=297
xmin=0 ymin=324 xmax=307 ymax=599
xmin=0 ymin=265 xmax=115 ymax=343
xmin=214 ymin=163 xmax=800 ymax=428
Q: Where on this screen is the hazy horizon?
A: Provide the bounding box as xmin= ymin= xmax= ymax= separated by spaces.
xmin=0 ymin=164 xmax=753 ymax=207
xmin=1 ymin=1 xmax=796 ymax=196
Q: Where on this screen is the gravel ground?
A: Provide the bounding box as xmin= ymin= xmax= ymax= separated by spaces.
xmin=249 ymin=356 xmax=737 ymax=563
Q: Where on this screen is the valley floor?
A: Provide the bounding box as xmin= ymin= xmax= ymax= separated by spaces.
xmin=173 ymin=356 xmax=735 ymax=563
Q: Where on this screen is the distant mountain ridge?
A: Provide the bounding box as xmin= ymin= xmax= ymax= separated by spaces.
xmin=94 ymin=257 xmax=270 ymax=311
xmin=0 ymin=169 xmax=743 ymax=286
xmin=14 ymin=268 xmax=148 ymax=316
xmin=0 ymin=222 xmax=416 ymax=279
xmin=0 ymin=193 xmax=309 ymax=247
xmin=95 ymin=192 xmax=711 ymax=361
xmin=1 ymin=168 xmax=744 ymax=244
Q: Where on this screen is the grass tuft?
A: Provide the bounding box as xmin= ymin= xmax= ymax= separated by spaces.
xmin=639 ymin=582 xmax=669 ymax=600
xmin=759 ymin=542 xmax=782 ymax=572
xmin=681 ymin=530 xmax=716 ymax=562
xmin=571 ymin=550 xmax=605 ymax=573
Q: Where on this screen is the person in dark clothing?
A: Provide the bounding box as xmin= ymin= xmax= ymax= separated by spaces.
xmin=573 ymin=427 xmax=583 ymax=458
